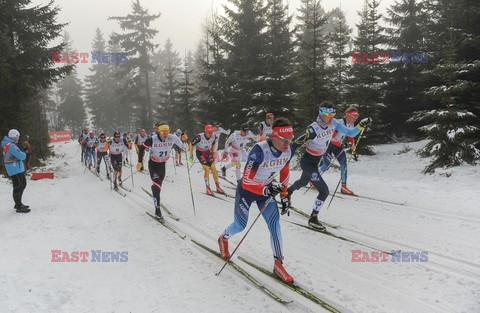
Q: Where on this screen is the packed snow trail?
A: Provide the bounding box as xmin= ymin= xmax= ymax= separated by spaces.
xmin=0 ymin=140 xmax=479 ymax=312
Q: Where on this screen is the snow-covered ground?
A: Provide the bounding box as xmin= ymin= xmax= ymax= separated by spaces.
xmin=1 ymin=140 xmax=479 ymax=313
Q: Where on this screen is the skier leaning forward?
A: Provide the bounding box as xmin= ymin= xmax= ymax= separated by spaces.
xmin=218 ymin=117 xmax=296 ymax=284
xmin=188 ymin=124 xmax=226 ymax=196
xmin=108 ymin=131 xmax=129 ymax=190
xmin=96 ymin=133 xmax=110 ymax=179
xmin=142 ymin=123 xmax=183 ymax=220
xmin=288 ymin=101 xmax=371 ymax=231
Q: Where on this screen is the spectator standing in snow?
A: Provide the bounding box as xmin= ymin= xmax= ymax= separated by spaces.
xmin=2 ymin=129 xmax=30 ymax=213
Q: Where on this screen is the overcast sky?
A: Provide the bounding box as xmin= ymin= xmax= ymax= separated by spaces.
xmin=33 ymin=0 xmax=395 ymax=78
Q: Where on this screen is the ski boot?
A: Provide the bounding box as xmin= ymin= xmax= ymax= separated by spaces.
xmin=113 ymin=181 xmax=119 ymax=191
xmin=341 ymin=183 xmax=355 ymax=195
xmin=308 ymin=214 xmax=326 ymax=232
xmin=274 ymin=259 xmax=294 ymax=284
xmin=218 ymin=235 xmax=230 ymax=259
xmin=14 ymin=203 xmax=30 ymax=213
xmin=216 ymin=183 xmax=225 ymax=195
xmin=155 ymin=206 xmax=164 ymax=221
xmin=206 ymin=185 xmax=214 ymax=196
xmin=221 ymin=166 xmax=226 ymax=177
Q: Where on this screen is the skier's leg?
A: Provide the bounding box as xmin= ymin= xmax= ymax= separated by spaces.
xmin=257 ymin=198 xmax=283 ymax=259
xmin=223 ymin=185 xmax=255 ymax=238
xmin=211 ymin=163 xmax=219 ymax=185
xmin=288 ymin=153 xmax=317 ymax=192
xmin=311 ymin=171 xmax=329 ymax=213
xmin=202 ymin=164 xmax=210 ymax=186
xmin=336 ymin=148 xmax=347 ymax=184
xmin=234 ymin=163 xmax=242 ymax=181
xmin=149 ymin=160 xmax=165 ymax=206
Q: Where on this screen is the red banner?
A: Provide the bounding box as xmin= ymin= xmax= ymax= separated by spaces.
xmin=49 ymin=131 xmax=71 ymax=143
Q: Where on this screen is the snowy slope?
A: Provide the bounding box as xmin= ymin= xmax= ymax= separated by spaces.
xmin=0 ymin=140 xmax=479 ymax=313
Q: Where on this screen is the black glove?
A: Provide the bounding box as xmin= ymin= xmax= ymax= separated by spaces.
xmin=280 ymin=195 xmax=291 ymax=216
xmin=359 ymin=117 xmax=372 ymax=128
xmin=266 ymin=183 xmax=283 ymax=197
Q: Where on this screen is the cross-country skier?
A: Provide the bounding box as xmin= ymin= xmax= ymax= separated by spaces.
xmin=142 ymin=123 xmax=184 ymax=220
xmin=122 ymin=133 xmax=133 ymax=166
xmin=213 ymin=122 xmax=231 ymax=160
xmin=134 ymin=129 xmax=149 ymax=171
xmin=96 ymin=133 xmax=110 ymax=180
xmin=319 ymin=106 xmax=359 ymax=195
xmin=78 ymin=127 xmax=89 ymax=163
xmin=85 ymin=130 xmax=98 ymax=170
xmin=108 ymin=131 xmax=129 ymax=191
xmin=258 ymin=112 xmax=274 ymax=141
xmin=218 ymin=117 xmax=295 ymax=283
xmin=287 ymin=101 xmax=371 ymax=231
xmin=221 ymin=123 xmax=257 ymax=181
xmin=188 ymin=124 xmax=226 ymax=196
xmin=173 ymin=129 xmax=188 ymax=166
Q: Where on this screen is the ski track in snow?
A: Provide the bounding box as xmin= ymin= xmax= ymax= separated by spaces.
xmin=0 ymin=140 xmax=479 ymax=313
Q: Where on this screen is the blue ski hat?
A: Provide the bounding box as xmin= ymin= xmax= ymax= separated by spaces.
xmin=176 ymin=129 xmax=182 ymax=134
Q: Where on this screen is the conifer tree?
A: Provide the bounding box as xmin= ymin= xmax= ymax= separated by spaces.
xmin=220 ymin=0 xmax=268 ymax=126
xmin=0 ymin=0 xmax=72 ymax=162
xmin=57 ymin=31 xmax=86 ymax=135
xmin=329 ymin=7 xmax=352 ymax=105
xmin=109 ymin=0 xmax=160 ymax=129
xmin=157 ymin=39 xmax=181 ymax=126
xmin=294 ymin=0 xmax=332 ymax=125
xmin=409 ymin=0 xmax=480 ymax=172
xmin=262 ymin=0 xmax=296 ymax=120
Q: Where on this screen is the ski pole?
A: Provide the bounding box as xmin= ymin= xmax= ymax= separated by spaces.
xmin=172 ymin=150 xmax=177 ymax=175
xmin=121 ymin=170 xmax=138 ymax=183
xmin=105 ymin=155 xmax=113 ymax=190
xmin=184 ymin=148 xmax=196 ymax=215
xmin=302 ymin=148 xmax=347 ymax=195
xmin=216 ymin=196 xmax=274 ymax=276
xmin=128 ymin=150 xmax=134 ymax=188
xmin=326 ymin=128 xmax=365 ymax=210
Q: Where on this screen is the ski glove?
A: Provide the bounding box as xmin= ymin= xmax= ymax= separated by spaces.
xmin=266 ymin=183 xmax=283 ymax=198
xmin=280 ymin=195 xmax=291 ymax=216
xmin=359 ymin=117 xmax=372 ymax=128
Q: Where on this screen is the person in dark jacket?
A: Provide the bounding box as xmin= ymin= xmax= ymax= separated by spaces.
xmin=2 ymin=129 xmax=30 ymax=213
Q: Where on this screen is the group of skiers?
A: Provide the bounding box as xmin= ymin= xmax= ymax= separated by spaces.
xmin=74 ymin=101 xmax=370 ymax=285
xmin=1 ymin=99 xmax=371 ymax=285
xmin=217 ymin=102 xmax=370 ymax=283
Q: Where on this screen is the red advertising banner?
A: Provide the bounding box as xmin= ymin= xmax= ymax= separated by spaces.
xmin=48 ymin=131 xmax=71 ymax=143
